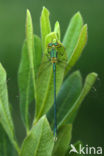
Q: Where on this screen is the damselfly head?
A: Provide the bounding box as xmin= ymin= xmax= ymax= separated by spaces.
xmin=48 ymin=43 xmax=53 ymax=47
xmin=48 ymin=39 xmax=60 ymax=48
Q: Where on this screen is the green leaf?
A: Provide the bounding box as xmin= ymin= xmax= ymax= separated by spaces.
xmin=0 ymin=64 xmax=20 ymax=153
xmin=34 ymin=35 xmax=42 ymax=74
xmin=40 ymin=7 xmax=51 ymax=51
xmin=58 ymin=72 xmax=98 ymax=127
xmin=18 ymin=35 xmax=42 ymax=132
xmin=47 ymin=71 xmax=82 ymax=128
xmin=18 ymin=40 xmax=34 ymax=132
xmin=26 ymin=9 xmax=35 ymax=97
xmin=63 ymin=12 xmax=83 ymax=59
xmin=34 ymin=33 xmax=67 ymax=122
xmin=52 ymin=124 xmax=72 ymax=156
xmin=20 ymin=116 xmax=54 ymax=156
xmin=54 ymin=21 xmax=61 ymax=40
xmin=0 ymin=124 xmax=16 ymax=156
xmin=65 ymin=24 xmax=88 ymax=75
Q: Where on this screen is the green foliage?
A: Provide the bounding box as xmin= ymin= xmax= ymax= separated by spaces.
xmin=0 ymin=64 xmax=20 ymax=154
xmin=47 ymin=71 xmax=82 ymax=128
xmin=64 ymin=24 xmax=88 ymax=75
xmin=63 ymin=12 xmax=83 ymax=59
xmin=0 ymin=125 xmax=16 ymax=156
xmin=20 ymin=116 xmax=54 ymax=156
xmin=0 ymin=7 xmax=98 ymax=156
xmin=54 ymin=21 xmax=61 ymax=40
xmin=40 ymin=7 xmax=51 ymax=51
xmin=18 ymin=35 xmax=42 ymax=133
xmin=52 ymin=124 xmax=72 ymax=156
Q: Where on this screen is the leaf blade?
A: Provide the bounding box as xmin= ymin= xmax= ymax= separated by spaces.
xmin=65 ymin=24 xmax=88 ymax=75
xmin=0 ymin=64 xmax=20 ymax=153
xmin=52 ymin=124 xmax=72 ymax=156
xmin=47 ymin=71 xmax=82 ymax=129
xmin=63 ymin=12 xmax=83 ymax=59
xmin=0 ymin=124 xmax=16 ymax=156
xmin=20 ymin=116 xmax=54 ymax=156
xmin=40 ymin=7 xmax=51 ymax=51
xmin=26 ymin=9 xmax=36 ymax=97
xmin=54 ymin=21 xmax=61 ymax=40
xmin=58 ymin=72 xmax=98 ymax=127
xmin=18 ymin=35 xmax=42 ymax=131
xmin=18 ymin=40 xmax=34 ymax=132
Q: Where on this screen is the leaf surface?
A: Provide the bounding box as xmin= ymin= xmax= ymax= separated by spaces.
xmin=47 ymin=71 xmax=82 ymax=128
xmin=20 ymin=116 xmax=54 ymax=156
xmin=0 ymin=64 xmax=20 ymax=153
xmin=54 ymin=21 xmax=61 ymax=40
xmin=18 ymin=35 xmax=42 ymax=131
xmin=52 ymin=124 xmax=72 ymax=156
xmin=40 ymin=7 xmax=51 ymax=51
xmin=58 ymin=72 xmax=98 ymax=127
xmin=65 ymin=24 xmax=88 ymax=75
xmin=63 ymin=12 xmax=83 ymax=59
xmin=0 ymin=124 xmax=16 ymax=156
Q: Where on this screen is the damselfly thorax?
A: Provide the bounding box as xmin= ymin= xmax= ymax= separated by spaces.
xmin=50 ymin=47 xmax=57 ymax=63
xmin=48 ymin=42 xmax=60 ymax=64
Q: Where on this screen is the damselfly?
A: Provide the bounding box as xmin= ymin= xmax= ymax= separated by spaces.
xmin=47 ymin=40 xmax=67 ymax=139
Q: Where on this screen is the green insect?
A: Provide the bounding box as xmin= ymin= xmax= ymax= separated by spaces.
xmin=47 ymin=39 xmax=67 ymax=139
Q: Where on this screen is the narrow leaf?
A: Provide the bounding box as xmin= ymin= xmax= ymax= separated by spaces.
xmin=54 ymin=21 xmax=61 ymax=40
xmin=20 ymin=116 xmax=54 ymax=156
xmin=0 ymin=64 xmax=20 ymax=153
xmin=65 ymin=24 xmax=88 ymax=75
xmin=18 ymin=40 xmax=34 ymax=132
xmin=47 ymin=71 xmax=82 ymax=129
xmin=34 ymin=35 xmax=42 ymax=74
xmin=63 ymin=12 xmax=83 ymax=59
xmin=52 ymin=124 xmax=72 ymax=156
xmin=58 ymin=72 xmax=98 ymax=127
xmin=18 ymin=35 xmax=42 ymax=132
xmin=40 ymin=7 xmax=51 ymax=51
xmin=26 ymin=9 xmax=35 ymax=97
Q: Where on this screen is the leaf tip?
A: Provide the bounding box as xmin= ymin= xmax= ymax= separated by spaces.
xmin=74 ymin=11 xmax=83 ymax=24
xmin=41 ymin=6 xmax=49 ymax=16
xmin=73 ymin=70 xmax=82 ymax=80
xmin=26 ymin=9 xmax=31 ymax=19
xmin=90 ymin=72 xmax=98 ymax=79
xmin=83 ymin=24 xmax=88 ymax=31
xmin=26 ymin=9 xmax=32 ymax=27
xmin=55 ymin=20 xmax=59 ymax=25
xmin=86 ymin=72 xmax=98 ymax=88
xmin=0 ymin=63 xmax=6 ymax=76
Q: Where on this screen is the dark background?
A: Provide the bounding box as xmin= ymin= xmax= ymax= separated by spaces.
xmin=0 ymin=0 xmax=104 ymax=149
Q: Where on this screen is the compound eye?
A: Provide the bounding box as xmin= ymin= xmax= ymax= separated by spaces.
xmin=48 ymin=43 xmax=53 ymax=47
xmin=54 ymin=42 xmax=58 ymax=46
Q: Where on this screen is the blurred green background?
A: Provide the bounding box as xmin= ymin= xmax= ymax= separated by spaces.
xmin=0 ymin=0 xmax=104 ymax=150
